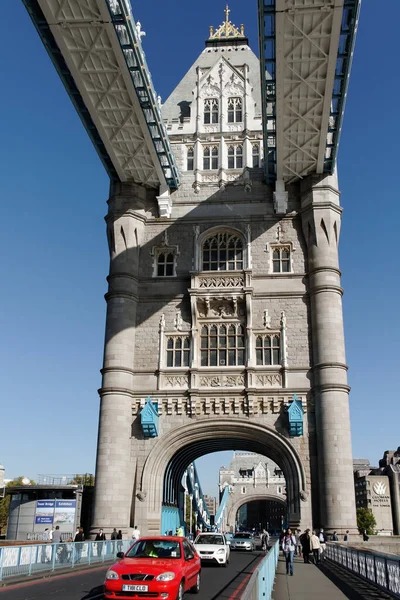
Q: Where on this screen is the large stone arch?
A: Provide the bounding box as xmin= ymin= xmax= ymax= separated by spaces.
xmin=138 ymin=419 xmax=310 ymax=534
xmin=226 ymin=493 xmax=287 ymax=529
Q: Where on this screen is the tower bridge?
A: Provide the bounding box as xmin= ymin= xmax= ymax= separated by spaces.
xmin=22 ymin=0 xmax=361 ymax=538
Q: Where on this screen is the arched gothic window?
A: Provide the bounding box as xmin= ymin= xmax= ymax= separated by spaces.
xmin=228 ymin=145 xmax=243 ymax=169
xmin=204 ymin=99 xmax=219 ymax=124
xmin=166 ymin=336 xmax=190 ymax=367
xmin=252 ymin=143 xmax=260 ymax=167
xmin=255 ymin=334 xmax=281 ymax=365
xmin=228 ymin=97 xmax=242 ymax=123
xmin=203 ymin=146 xmax=219 ymax=170
xmin=200 ymin=323 xmax=245 ymax=366
xmin=157 ymin=251 xmax=175 ymax=276
xmin=272 ymin=246 xmax=291 ymax=273
xmin=187 ymin=147 xmax=194 ymax=171
xmin=202 ymin=232 xmax=243 ymax=271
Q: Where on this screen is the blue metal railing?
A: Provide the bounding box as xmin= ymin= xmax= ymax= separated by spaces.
xmin=326 ymin=542 xmax=400 ymax=598
xmin=0 ymin=540 xmax=131 ymax=581
xmin=186 ymin=463 xmax=212 ymax=530
xmin=241 ymin=540 xmax=279 ymax=600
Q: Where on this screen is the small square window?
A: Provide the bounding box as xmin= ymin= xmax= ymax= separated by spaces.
xmin=155 ymin=250 xmax=176 ymax=277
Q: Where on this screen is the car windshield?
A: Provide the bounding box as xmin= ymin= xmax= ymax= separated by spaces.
xmin=234 ymin=533 xmax=252 ymax=539
xmin=126 ymin=540 xmax=181 ymax=559
xmin=195 ymin=535 xmax=224 ymax=545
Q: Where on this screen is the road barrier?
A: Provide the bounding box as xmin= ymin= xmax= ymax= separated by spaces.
xmin=241 ymin=541 xmax=279 ymax=600
xmin=0 ymin=540 xmax=131 ymax=581
xmin=326 ymin=542 xmax=400 ymax=598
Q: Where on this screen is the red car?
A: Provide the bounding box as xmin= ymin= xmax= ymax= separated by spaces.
xmin=104 ymin=536 xmax=201 ymax=599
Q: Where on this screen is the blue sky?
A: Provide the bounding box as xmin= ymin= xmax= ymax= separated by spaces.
xmin=1 ymin=1 xmax=399 ymax=496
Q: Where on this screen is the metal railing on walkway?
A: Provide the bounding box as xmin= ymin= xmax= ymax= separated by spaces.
xmin=0 ymin=540 xmax=131 ymax=581
xmin=326 ymin=542 xmax=400 ymax=598
xmin=241 ymin=541 xmax=280 ymax=600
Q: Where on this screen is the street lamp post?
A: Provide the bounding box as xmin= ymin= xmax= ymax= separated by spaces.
xmin=189 ymin=494 xmax=193 ymax=536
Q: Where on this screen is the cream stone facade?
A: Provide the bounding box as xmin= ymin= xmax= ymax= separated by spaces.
xmin=91 ymin=11 xmax=357 ymax=538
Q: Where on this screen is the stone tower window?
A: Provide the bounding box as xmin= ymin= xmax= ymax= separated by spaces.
xmin=255 ymin=334 xmax=281 ymax=366
xmin=202 ymin=232 xmax=243 ymax=271
xmin=200 ymin=323 xmax=245 ymax=367
xmin=228 ymin=145 xmax=243 ymax=169
xmin=252 ymin=143 xmax=260 ymax=167
xmin=187 ymin=146 xmax=194 ymax=171
xmin=272 ymin=246 xmax=291 ymax=273
xmin=203 ymin=146 xmax=219 ymax=170
xmin=166 ymin=336 xmax=190 ymax=367
xmin=156 ymin=251 xmax=175 ymax=277
xmin=227 ymin=97 xmax=242 ymax=123
xmin=204 ymin=98 xmax=219 ymax=124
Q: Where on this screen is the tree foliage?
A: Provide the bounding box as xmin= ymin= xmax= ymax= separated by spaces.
xmin=356 ymin=507 xmax=376 ymax=535
xmin=0 ymin=477 xmax=36 ymax=535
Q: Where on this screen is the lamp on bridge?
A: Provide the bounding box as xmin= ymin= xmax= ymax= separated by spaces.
xmin=287 ymin=395 xmax=304 ymax=437
xmin=140 ymin=396 xmax=159 ymax=438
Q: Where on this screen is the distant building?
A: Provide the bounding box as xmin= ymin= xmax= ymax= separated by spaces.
xmin=353 ymin=457 xmax=396 ymax=535
xmin=204 ymin=494 xmax=218 ymax=517
xmin=220 ymin=452 xmax=286 ymax=531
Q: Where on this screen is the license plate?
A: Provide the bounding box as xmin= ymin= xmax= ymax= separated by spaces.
xmin=201 ymin=554 xmax=213 ymax=559
xmin=122 ymin=584 xmax=149 ymax=592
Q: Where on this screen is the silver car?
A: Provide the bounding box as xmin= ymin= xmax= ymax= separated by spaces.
xmin=230 ymin=532 xmax=255 ymax=551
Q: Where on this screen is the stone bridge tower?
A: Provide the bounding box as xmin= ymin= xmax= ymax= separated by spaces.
xmin=92 ymin=9 xmax=357 ymax=537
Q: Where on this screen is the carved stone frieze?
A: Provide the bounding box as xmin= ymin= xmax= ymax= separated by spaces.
xmin=133 ymin=394 xmax=307 ymax=417
xmin=196 ymin=297 xmax=244 ymax=319
xmin=164 ymin=375 xmax=189 ymax=388
xmin=198 ymin=274 xmax=244 ymax=288
xmin=254 ymin=373 xmax=282 ymax=387
xmin=199 ymin=374 xmax=245 ymax=388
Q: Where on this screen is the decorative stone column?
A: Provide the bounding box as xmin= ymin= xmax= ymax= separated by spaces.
xmin=91 ymin=181 xmax=146 ymax=538
xmin=301 ymin=172 xmax=357 ymax=533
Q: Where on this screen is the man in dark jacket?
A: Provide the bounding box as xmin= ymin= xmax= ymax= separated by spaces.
xmin=300 ymin=529 xmax=311 ymax=563
xmin=74 ymin=527 xmax=85 ymax=562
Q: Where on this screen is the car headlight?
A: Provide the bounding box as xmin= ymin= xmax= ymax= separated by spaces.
xmin=217 ymin=549 xmax=225 ymax=554
xmin=156 ymin=571 xmax=176 ymax=581
xmin=105 ymin=569 xmax=119 ymax=580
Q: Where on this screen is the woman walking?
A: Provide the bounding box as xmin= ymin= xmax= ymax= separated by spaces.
xmin=281 ymin=528 xmax=297 ymax=576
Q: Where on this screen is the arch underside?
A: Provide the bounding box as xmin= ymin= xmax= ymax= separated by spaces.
xmin=227 ymin=494 xmax=287 ymax=528
xmin=141 ymin=419 xmax=306 ymax=525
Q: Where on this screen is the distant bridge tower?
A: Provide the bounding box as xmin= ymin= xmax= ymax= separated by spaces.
xmin=23 ymin=0 xmax=361 ymax=536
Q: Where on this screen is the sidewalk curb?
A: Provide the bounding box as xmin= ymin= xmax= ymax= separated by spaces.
xmin=0 ymin=560 xmax=114 ymax=590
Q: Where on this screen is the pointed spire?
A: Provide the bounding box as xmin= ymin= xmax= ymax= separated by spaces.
xmin=208 ymin=5 xmax=246 ymax=40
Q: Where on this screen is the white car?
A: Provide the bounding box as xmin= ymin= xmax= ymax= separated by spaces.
xmin=194 ymin=533 xmax=231 ymax=566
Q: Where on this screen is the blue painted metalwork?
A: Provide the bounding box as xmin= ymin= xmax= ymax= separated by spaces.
xmin=186 ymin=463 xmax=212 ymax=530
xmin=241 ymin=540 xmax=279 ymax=600
xmin=22 ymin=0 xmax=119 ymax=182
xmin=258 ymin=0 xmax=276 ymax=184
xmin=287 ymin=394 xmax=304 ymax=437
xmin=161 ymin=506 xmax=181 ymax=536
xmin=214 ymin=486 xmax=229 ymax=529
xmin=140 ymin=396 xmax=159 ymax=438
xmin=324 ymin=0 xmax=362 ymax=174
xmin=106 ymin=0 xmax=180 ymax=190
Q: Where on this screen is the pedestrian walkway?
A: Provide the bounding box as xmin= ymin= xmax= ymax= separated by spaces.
xmin=272 ymin=555 xmax=367 ymax=600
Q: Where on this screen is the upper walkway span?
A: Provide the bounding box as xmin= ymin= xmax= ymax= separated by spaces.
xmin=22 ymin=0 xmax=361 ymax=216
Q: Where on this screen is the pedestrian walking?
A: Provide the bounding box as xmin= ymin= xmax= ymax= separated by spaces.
xmin=132 ymin=525 xmax=141 ymax=542
xmin=74 ymin=527 xmax=85 ymax=563
xmin=295 ymin=529 xmax=302 ymax=557
xmin=363 ymin=530 xmax=369 ymax=541
xmin=300 ymin=529 xmax=311 ymax=563
xmin=117 ymin=530 xmax=123 ymax=553
xmin=310 ymin=530 xmax=321 ymax=564
xmin=344 ymin=530 xmax=349 ymax=541
xmin=318 ymin=528 xmax=327 ymax=559
xmin=330 ymin=531 xmax=338 ymax=541
xmin=281 ymin=528 xmax=296 ymax=576
xmin=261 ymin=529 xmax=270 ymax=552
xmin=95 ymin=528 xmax=106 ymax=556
